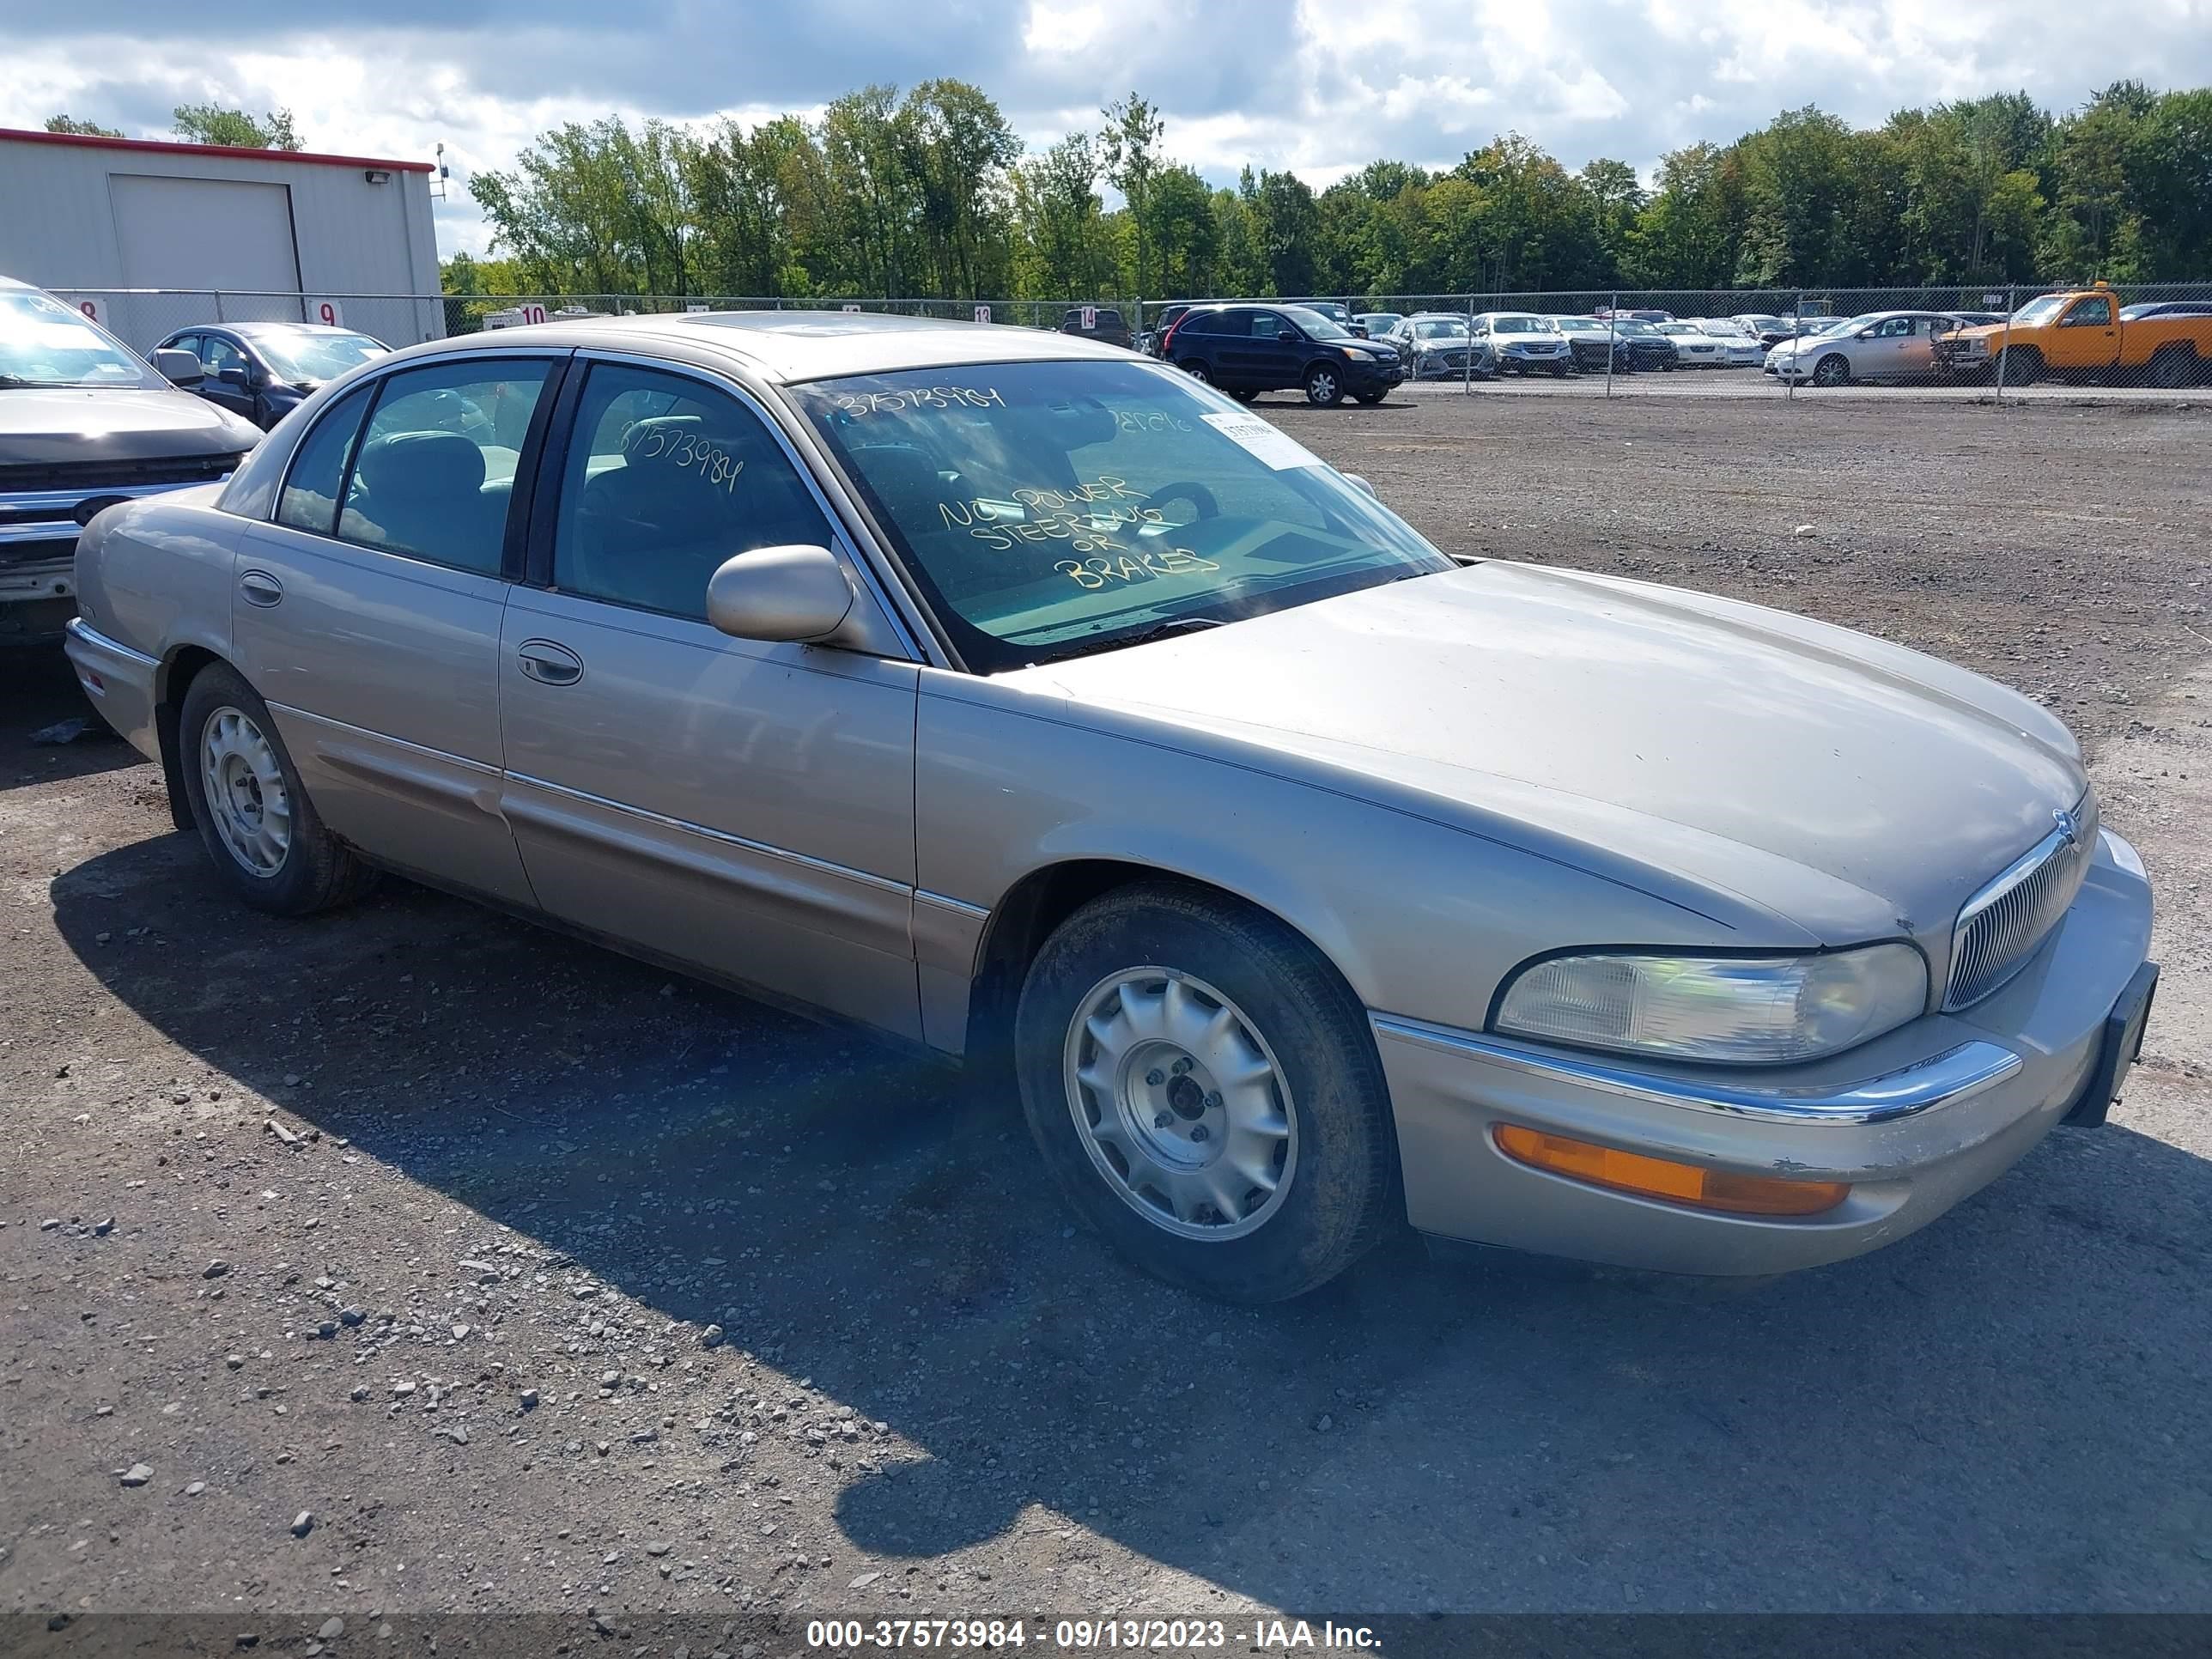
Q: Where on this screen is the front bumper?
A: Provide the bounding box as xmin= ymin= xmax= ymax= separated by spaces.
xmin=1340 ymin=358 xmax=1406 ymax=391
xmin=64 ymin=617 xmax=163 ymax=759
xmin=1373 ymin=829 xmax=2154 ymax=1275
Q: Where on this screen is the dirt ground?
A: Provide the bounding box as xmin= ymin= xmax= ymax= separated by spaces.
xmin=3 ymin=392 xmax=2209 ymax=1646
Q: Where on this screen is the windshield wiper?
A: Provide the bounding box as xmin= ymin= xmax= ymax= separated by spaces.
xmin=1059 ymin=614 xmax=1225 ymax=658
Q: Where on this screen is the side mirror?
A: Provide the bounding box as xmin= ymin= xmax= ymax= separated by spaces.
xmin=705 ymin=545 xmax=856 ymax=645
xmin=1856 ymin=328 xmax=1877 ymax=339
xmin=150 ymin=348 xmax=204 ymax=386
xmin=1340 ymin=472 xmax=1378 ymax=500
xmin=217 ymin=365 xmax=252 ymax=386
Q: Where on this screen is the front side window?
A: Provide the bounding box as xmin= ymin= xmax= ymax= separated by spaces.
xmin=552 ymin=363 xmax=836 ymax=621
xmin=335 ymin=358 xmax=551 ymax=574
xmin=1279 ymin=306 xmax=1350 ymax=339
xmin=202 ymin=336 xmax=250 ymax=375
xmin=2063 ymin=296 xmax=2112 ymax=326
xmin=276 ymin=384 xmax=374 ymax=535
xmin=1249 ymin=312 xmax=1291 ymax=339
xmin=0 ymin=289 xmax=149 ymax=387
xmin=795 ymin=360 xmax=1452 ymax=672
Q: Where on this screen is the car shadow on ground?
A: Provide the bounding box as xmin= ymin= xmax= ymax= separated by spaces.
xmin=0 ymin=645 xmax=137 ymax=791
xmin=47 ymin=830 xmax=2212 ymax=1611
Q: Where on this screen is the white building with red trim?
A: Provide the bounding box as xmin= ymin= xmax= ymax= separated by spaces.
xmin=0 ymin=127 xmax=443 ymax=349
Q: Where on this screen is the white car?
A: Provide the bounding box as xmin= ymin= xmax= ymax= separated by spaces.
xmin=1687 ymin=319 xmax=1769 ymax=368
xmin=1653 ymin=322 xmax=1730 ymax=367
xmin=1765 ymin=312 xmax=1967 ymax=386
xmin=1469 ymin=313 xmax=1572 ymax=374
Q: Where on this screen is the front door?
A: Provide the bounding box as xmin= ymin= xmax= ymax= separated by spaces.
xmin=496 ymin=358 xmax=923 ymax=1039
xmin=228 ymin=352 xmax=562 ymax=907
xmin=198 ymin=334 xmax=261 ymax=424
xmin=2053 ymin=294 xmax=2119 ymax=370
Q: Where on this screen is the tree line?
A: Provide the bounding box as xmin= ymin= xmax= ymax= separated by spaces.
xmin=56 ymin=77 xmax=2212 ymax=301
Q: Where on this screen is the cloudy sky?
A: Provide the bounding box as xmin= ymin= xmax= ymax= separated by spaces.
xmin=6 ymin=0 xmax=2210 ymax=258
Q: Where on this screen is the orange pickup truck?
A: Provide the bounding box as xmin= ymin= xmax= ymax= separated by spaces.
xmin=1932 ymin=283 xmax=2212 ymax=386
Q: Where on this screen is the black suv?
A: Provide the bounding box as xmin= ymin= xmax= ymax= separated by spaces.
xmin=1060 ymin=307 xmax=1134 ymax=350
xmin=1157 ymin=303 xmax=1404 ymax=405
xmin=153 ymin=321 xmax=391 ymax=430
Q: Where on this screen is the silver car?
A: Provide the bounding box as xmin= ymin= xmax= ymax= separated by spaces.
xmin=66 ymin=313 xmax=2157 ymax=1303
xmin=1765 ymin=310 xmax=1972 ymax=385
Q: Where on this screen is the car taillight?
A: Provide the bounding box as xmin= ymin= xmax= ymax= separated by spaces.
xmin=1158 ymin=319 xmax=1187 ymax=356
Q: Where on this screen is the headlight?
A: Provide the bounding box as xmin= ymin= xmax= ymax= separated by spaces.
xmin=1492 ymin=943 xmax=1928 ymax=1065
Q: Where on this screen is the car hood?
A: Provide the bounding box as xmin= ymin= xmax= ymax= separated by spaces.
xmin=0 ymin=386 xmax=263 ymax=464
xmin=1001 ymin=561 xmax=2086 ymax=951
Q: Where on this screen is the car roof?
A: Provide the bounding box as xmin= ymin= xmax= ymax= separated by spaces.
xmin=369 ymin=309 xmax=1137 ymax=385
xmin=228 ymin=320 xmax=372 ymax=336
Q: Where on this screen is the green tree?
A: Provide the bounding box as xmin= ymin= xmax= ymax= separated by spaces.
xmin=44 ymin=114 xmax=124 ymax=137
xmin=1014 ymin=132 xmax=1112 ymax=297
xmin=1098 ymin=93 xmax=1167 ymax=295
xmin=2128 ymin=88 xmax=2212 ymax=276
xmin=172 ymin=104 xmax=301 ymax=150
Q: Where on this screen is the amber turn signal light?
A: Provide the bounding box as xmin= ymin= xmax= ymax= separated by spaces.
xmin=1492 ymin=1124 xmax=1850 ymax=1217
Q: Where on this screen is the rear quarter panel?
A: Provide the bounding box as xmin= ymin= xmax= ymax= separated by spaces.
xmin=75 ymin=489 xmax=241 ymax=678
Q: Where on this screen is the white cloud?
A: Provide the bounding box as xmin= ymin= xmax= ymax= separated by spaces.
xmin=3 ymin=0 xmax=2209 ymax=264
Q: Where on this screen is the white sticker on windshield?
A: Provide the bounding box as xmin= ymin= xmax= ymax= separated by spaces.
xmin=1199 ymin=411 xmax=1322 ymax=471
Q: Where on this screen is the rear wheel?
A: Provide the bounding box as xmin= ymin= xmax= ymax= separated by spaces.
xmin=179 ymin=663 xmax=375 ymax=916
xmin=1304 ymin=363 xmax=1345 ymax=407
xmin=2149 ymin=346 xmax=2198 ymax=389
xmin=1177 ymin=358 xmax=1212 ymax=384
xmin=1013 ymin=882 xmax=1400 ymax=1303
xmin=1812 ymin=352 xmax=1850 ymax=387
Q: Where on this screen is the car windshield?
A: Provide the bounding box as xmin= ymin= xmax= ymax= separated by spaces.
xmin=250 ymin=330 xmax=389 ymax=383
xmin=1555 ymin=319 xmax=1602 ymax=332
xmin=1656 ymin=324 xmax=1699 ymax=336
xmin=1491 ymin=316 xmax=1557 ymax=334
xmin=1412 ymin=319 xmax=1468 ymax=339
xmin=0 ymin=290 xmax=149 ymax=387
xmin=2012 ymin=296 xmax=2065 ymax=325
xmin=1608 ymin=319 xmax=1658 ymax=337
xmin=1279 ymin=306 xmax=1352 ymax=340
xmin=794 ymin=360 xmax=1452 ymax=672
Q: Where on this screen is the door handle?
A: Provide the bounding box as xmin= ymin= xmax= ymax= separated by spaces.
xmin=239 ymin=569 xmax=283 ymax=607
xmin=517 ymin=639 xmax=584 ymax=686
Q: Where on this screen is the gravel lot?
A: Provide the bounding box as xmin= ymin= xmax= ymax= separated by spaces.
xmin=3 ymin=392 xmax=2210 ymax=1642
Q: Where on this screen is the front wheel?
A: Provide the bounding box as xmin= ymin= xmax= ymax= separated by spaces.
xmin=1231 ymin=387 xmax=1259 ymax=404
xmin=179 ymin=663 xmax=376 ymax=915
xmin=1304 ymin=363 xmax=1345 ymax=406
xmin=1812 ymin=353 xmax=1850 ymax=387
xmin=1013 ymin=882 xmax=1400 ymax=1303
xmin=1996 ymin=346 xmax=2039 ymax=386
xmin=1352 ymin=388 xmax=1388 ymax=405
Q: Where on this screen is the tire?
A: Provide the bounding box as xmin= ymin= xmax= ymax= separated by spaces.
xmin=1012 ymin=881 xmax=1400 ymax=1303
xmin=2149 ymin=347 xmax=2197 ymax=390
xmin=1547 ymin=363 xmax=1569 ymax=377
xmin=1176 ymin=357 xmax=1212 ymax=384
xmin=1304 ymin=363 xmax=1345 ymax=407
xmin=1997 ymin=346 xmax=2039 ymax=386
xmin=1812 ymin=353 xmax=1850 ymax=387
xmin=1231 ymin=387 xmax=1260 ymax=404
xmin=179 ymin=662 xmax=376 ymax=916
xmin=1352 ymin=388 xmax=1387 ymax=405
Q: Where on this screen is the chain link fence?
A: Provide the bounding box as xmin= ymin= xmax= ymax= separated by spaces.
xmin=47 ymin=283 xmax=2212 ymax=399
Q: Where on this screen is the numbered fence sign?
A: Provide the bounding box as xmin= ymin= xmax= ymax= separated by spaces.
xmin=685 ymin=302 xmax=711 ymax=313
xmin=307 ymin=299 xmax=344 ymax=327
xmin=842 ymin=303 xmax=863 ymax=313
xmin=1080 ymin=305 xmax=1098 ymax=331
xmin=520 ymin=303 xmax=549 ymax=326
xmin=71 ymin=296 xmax=106 ymax=326
xmin=973 ymin=304 xmax=992 ymax=325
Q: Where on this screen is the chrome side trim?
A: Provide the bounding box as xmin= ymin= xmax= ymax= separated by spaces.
xmin=915 ymin=889 xmax=989 ymax=922
xmin=64 ymin=617 xmax=160 ymax=671
xmin=272 ymin=702 xmax=502 ymax=776
xmin=1369 ymin=1012 xmax=2022 ymax=1125
xmin=506 ymin=769 xmax=911 ymax=898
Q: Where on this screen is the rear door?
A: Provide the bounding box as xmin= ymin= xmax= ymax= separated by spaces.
xmin=1206 ymin=309 xmax=1267 ymax=386
xmin=229 ymin=350 xmax=565 ymax=906
xmin=495 ymin=355 xmax=923 ymax=1038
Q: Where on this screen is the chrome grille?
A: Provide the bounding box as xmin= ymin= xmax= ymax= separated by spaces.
xmin=1944 ymin=792 xmax=2099 ymax=1009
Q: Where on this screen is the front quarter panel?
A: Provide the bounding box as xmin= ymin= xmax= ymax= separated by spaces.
xmin=915 ymin=672 xmax=1754 ymax=1048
